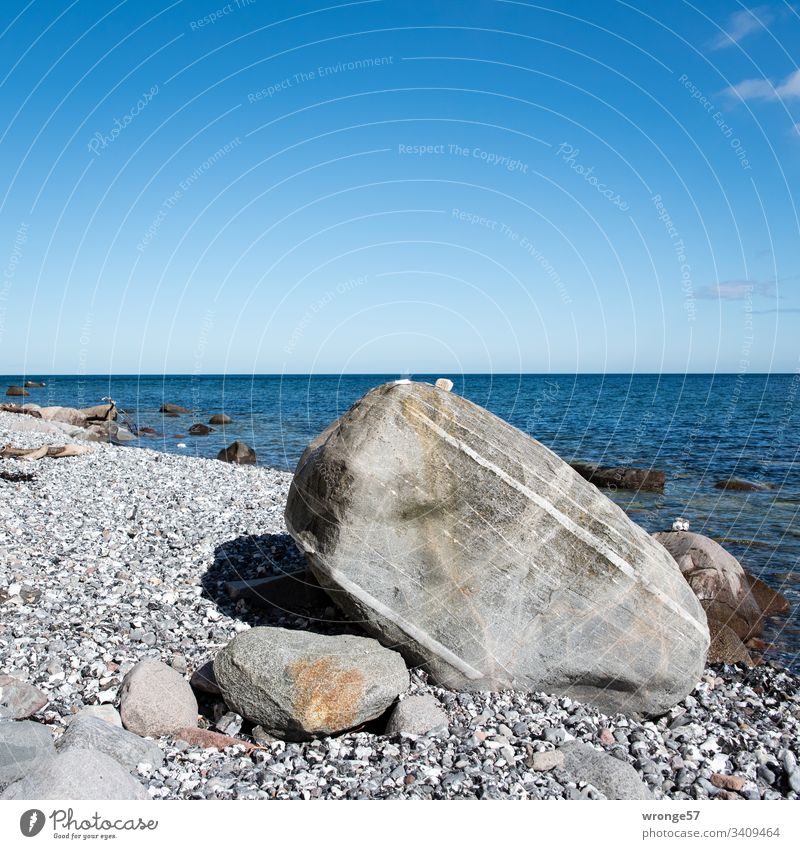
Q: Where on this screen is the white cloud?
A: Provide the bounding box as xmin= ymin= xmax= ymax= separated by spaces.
xmin=724 ymin=68 xmax=800 ymax=101
xmin=710 ymin=6 xmax=773 ymax=49
xmin=696 ymin=280 xmax=776 ymax=300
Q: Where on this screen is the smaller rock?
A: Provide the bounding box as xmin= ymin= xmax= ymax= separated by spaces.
xmin=434 ymin=378 xmax=453 ymax=392
xmin=171 ymin=654 xmax=188 ymax=675
xmin=72 ymin=705 xmax=122 ymax=727
xmin=216 ymin=712 xmax=243 ymax=736
xmin=173 ymin=727 xmax=254 ymax=752
xmin=209 ymin=413 xmax=232 ymax=425
xmin=570 ymin=462 xmax=665 ymax=492
xmin=560 ymin=741 xmax=654 ymax=800
xmin=57 ymin=715 xmax=163 ymax=771
xmin=599 ymin=728 xmax=615 ymax=746
xmin=0 ymin=748 xmax=148 ymax=800
xmin=217 ymin=441 xmax=256 ymax=465
xmin=385 ymin=695 xmax=448 ymax=736
xmin=0 ymin=721 xmax=56 ymax=786
xmin=119 ymin=659 xmax=198 ymax=737
xmin=710 ymin=773 xmax=746 ymax=792
xmin=529 ymin=750 xmax=564 ymax=771
xmin=252 ymin=726 xmax=277 ymax=746
xmin=0 ymin=674 xmax=48 ymax=719
xmin=190 ymin=660 xmax=221 ymax=695
xmin=189 ymin=423 xmax=214 ymax=435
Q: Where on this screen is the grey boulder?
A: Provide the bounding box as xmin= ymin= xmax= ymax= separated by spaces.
xmin=1 ymin=748 xmax=148 ymax=800
xmin=285 ymin=380 xmax=709 ymax=716
xmin=654 ymin=531 xmax=761 ymax=639
xmin=559 ymin=740 xmax=654 ymax=799
xmin=214 ymin=627 xmax=409 ymax=740
xmin=73 ymin=704 xmax=123 ymax=726
xmin=0 ymin=721 xmax=56 ymax=786
xmin=0 ymin=674 xmax=48 ymax=719
xmin=384 ymin=694 xmax=448 ymax=736
xmin=217 ymin=440 xmax=256 ymax=465
xmin=57 ymin=715 xmax=164 ymax=771
xmin=119 ymin=660 xmax=198 ymax=737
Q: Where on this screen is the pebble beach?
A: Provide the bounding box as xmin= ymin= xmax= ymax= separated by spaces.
xmin=1 ymin=409 xmax=799 ymax=801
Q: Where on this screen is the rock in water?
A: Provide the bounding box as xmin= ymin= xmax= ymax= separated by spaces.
xmin=159 ymin=403 xmax=191 ymax=415
xmin=119 ymin=659 xmax=198 ymax=737
xmin=189 ymin=423 xmax=214 ymax=435
xmin=570 ymin=462 xmax=665 ymax=492
xmin=6 ymin=385 xmax=29 ymax=396
xmin=653 ymin=531 xmax=762 ymax=640
xmin=213 ymin=627 xmax=409 ymax=740
xmin=285 ymin=380 xmax=709 ymax=715
xmin=0 ymin=749 xmax=148 ymax=800
xmin=217 ymin=440 xmax=256 ymax=465
xmin=209 ymin=413 xmax=232 ymax=425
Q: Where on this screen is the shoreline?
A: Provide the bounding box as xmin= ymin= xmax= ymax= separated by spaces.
xmin=1 ymin=410 xmax=798 ymax=799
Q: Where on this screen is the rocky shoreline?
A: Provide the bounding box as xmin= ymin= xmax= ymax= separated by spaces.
xmin=1 ymin=408 xmax=799 ymax=800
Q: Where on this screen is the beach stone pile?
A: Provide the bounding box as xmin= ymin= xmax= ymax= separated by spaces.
xmin=0 ymin=383 xmax=797 ymax=801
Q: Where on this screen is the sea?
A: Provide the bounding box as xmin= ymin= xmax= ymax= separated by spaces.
xmin=4 ymin=372 xmax=798 ymax=670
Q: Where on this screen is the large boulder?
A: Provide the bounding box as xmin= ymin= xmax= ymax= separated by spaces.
xmin=119 ymin=660 xmax=198 ymax=737
xmin=6 ymin=385 xmax=29 ymax=396
xmin=0 ymin=749 xmax=148 ymax=800
xmin=285 ymin=381 xmax=709 ymax=716
xmin=80 ymin=402 xmax=117 ymax=421
xmin=213 ymin=627 xmax=409 ymax=740
xmin=653 ymin=531 xmax=762 ymax=640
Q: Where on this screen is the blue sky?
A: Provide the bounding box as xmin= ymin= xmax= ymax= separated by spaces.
xmin=0 ymin=0 xmax=798 ymax=374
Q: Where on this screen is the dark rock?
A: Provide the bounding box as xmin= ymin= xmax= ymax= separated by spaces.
xmin=190 ymin=660 xmax=221 ymax=695
xmin=209 ymin=413 xmax=232 ymax=425
xmin=0 ymin=748 xmax=148 ymax=800
xmin=213 ymin=626 xmax=409 ymax=740
xmin=714 ymin=478 xmax=772 ymax=492
xmin=570 ymin=462 xmax=665 ymax=492
xmin=224 ymin=570 xmax=331 ymax=614
xmin=5 ymin=386 xmax=29 ymax=397
xmin=0 ymin=721 xmax=56 ymax=786
xmin=159 ymin=403 xmax=191 ymax=415
xmin=217 ymin=441 xmax=256 ymax=465
xmin=23 ymin=380 xmax=45 ymax=388
xmin=189 ymin=423 xmax=214 ymax=435
xmin=285 ymin=380 xmax=708 ymax=716
xmin=0 ymin=674 xmax=48 ymax=719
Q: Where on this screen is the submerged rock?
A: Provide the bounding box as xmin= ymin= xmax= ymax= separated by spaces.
xmin=570 ymin=462 xmax=665 ymax=492
xmin=209 ymin=413 xmax=232 ymax=425
xmin=159 ymin=403 xmax=191 ymax=415
xmin=5 ymin=385 xmax=29 ymax=397
xmin=285 ymin=380 xmax=709 ymax=716
xmin=714 ymin=478 xmax=772 ymax=492
xmin=214 ymin=627 xmax=409 ymax=740
xmin=189 ymin=423 xmax=214 ymax=435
